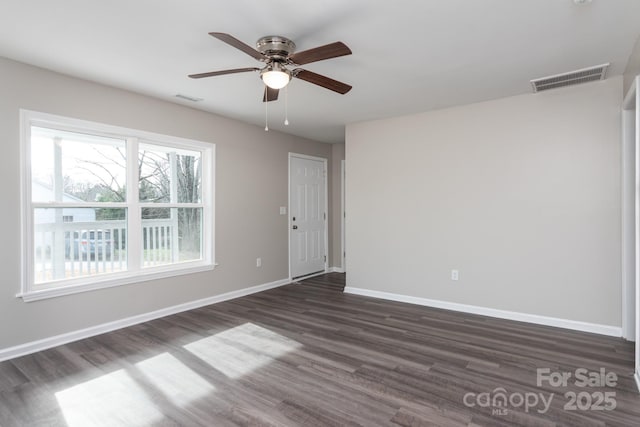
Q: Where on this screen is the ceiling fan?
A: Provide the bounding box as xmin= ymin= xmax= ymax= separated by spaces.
xmin=189 ymin=32 xmax=353 ymax=102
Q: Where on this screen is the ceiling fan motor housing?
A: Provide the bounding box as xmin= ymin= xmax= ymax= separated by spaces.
xmin=256 ymin=36 xmax=296 ymax=62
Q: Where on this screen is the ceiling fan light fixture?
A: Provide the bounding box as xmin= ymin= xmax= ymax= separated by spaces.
xmin=261 ymin=63 xmax=291 ymax=89
xmin=190 ymin=33 xmax=353 ymax=100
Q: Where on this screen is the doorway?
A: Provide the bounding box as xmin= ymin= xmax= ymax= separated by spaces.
xmin=289 ymin=153 xmax=328 ymax=279
xmin=622 ymin=75 xmax=640 ymax=390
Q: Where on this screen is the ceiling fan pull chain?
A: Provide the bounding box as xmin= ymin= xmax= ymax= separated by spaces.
xmin=264 ymin=86 xmax=269 ymax=131
xmin=284 ymin=85 xmax=289 ymax=126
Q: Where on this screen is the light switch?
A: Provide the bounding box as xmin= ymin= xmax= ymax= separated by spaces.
xmin=280 ymin=206 xmax=287 ymax=215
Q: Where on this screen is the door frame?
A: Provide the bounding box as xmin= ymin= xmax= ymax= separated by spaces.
xmin=288 ymin=152 xmax=329 ymax=280
xmin=623 ymin=77 xmax=637 ymax=341
xmin=622 ymin=75 xmax=640 ymax=391
xmin=341 ymin=159 xmax=346 ymax=272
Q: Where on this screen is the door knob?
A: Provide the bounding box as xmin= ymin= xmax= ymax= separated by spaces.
xmin=292 ymin=225 xmax=298 ymax=230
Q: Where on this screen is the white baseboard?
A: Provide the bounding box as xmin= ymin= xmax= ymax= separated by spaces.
xmin=344 ymin=286 xmax=622 ymax=338
xmin=328 ymin=267 xmax=345 ymax=273
xmin=635 ymin=372 xmax=640 ymax=392
xmin=0 ymin=278 xmax=290 ymax=362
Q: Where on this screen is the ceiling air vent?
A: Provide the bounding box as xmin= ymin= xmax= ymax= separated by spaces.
xmin=530 ymin=63 xmax=609 ymax=93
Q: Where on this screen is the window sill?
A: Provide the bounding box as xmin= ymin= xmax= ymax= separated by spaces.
xmin=17 ymin=262 xmax=217 ymax=302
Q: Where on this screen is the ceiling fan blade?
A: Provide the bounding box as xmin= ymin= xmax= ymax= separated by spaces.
xmin=294 ymin=69 xmax=352 ymax=94
xmin=209 ymin=32 xmax=266 ymax=61
xmin=289 ymin=41 xmax=351 ymax=65
xmin=188 ymin=67 xmax=260 ymax=79
xmin=262 ymin=86 xmax=280 ymax=102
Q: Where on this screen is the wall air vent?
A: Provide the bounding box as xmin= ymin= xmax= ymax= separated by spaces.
xmin=175 ymin=94 xmax=204 ymax=102
xmin=530 ymin=63 xmax=609 ymax=93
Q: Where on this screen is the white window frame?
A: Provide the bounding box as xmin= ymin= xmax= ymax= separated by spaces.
xmin=19 ymin=110 xmax=215 ymax=302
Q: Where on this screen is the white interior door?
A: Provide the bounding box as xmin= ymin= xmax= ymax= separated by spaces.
xmin=289 ymin=154 xmax=327 ymax=279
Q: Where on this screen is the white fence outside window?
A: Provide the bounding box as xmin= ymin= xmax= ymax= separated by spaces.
xmin=34 ymin=218 xmax=178 ymax=283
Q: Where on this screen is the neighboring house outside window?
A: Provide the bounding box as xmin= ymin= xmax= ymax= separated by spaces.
xmin=20 ymin=110 xmax=215 ymax=301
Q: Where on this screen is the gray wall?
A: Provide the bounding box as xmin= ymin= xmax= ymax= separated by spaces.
xmin=346 ymin=77 xmax=622 ymax=327
xmin=0 ymin=57 xmax=336 ymax=350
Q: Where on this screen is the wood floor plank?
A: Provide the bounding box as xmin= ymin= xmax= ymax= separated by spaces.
xmin=0 ymin=273 xmax=638 ymax=426
xmin=0 ymin=360 xmax=29 ymax=392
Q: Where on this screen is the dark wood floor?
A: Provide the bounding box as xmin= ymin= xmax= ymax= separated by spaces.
xmin=0 ymin=273 xmax=638 ymax=426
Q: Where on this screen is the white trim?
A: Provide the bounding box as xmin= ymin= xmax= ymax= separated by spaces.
xmin=328 ymin=267 xmax=345 ymax=273
xmin=623 ymin=75 xmax=640 ymax=381
xmin=0 ymin=277 xmax=289 ymax=362
xmin=23 ymin=109 xmax=210 ymax=149
xmin=19 ymin=109 xmax=216 ymax=300
xmin=344 ymin=287 xmax=622 ymax=337
xmin=17 ymin=262 xmax=215 ymax=302
xmin=635 ymin=75 xmax=640 ymax=377
xmin=288 ymin=153 xmax=329 ymax=279
xmin=622 ymin=104 xmax=636 ymax=340
xmin=204 ymin=143 xmax=215 ymax=271
xmin=288 ymin=153 xmax=292 ymax=280
xmin=341 ymin=159 xmax=346 ymax=272
xmin=20 ymin=111 xmax=32 ymax=300
xmin=622 ymin=77 xmax=639 ymax=342
xmin=622 ymin=75 xmax=640 ymax=388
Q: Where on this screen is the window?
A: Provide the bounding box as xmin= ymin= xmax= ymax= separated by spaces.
xmin=20 ymin=110 xmax=215 ymax=301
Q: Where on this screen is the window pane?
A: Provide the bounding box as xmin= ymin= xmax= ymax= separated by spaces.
xmin=34 ymin=208 xmax=127 ymax=284
xmin=31 ymin=127 xmax=127 ymax=203
xmin=139 ymin=143 xmax=202 ymax=203
xmin=142 ymin=207 xmax=202 ymax=267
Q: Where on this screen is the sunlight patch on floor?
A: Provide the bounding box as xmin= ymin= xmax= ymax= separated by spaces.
xmin=55 ymin=369 xmax=163 ymax=427
xmin=136 ymin=352 xmax=215 ymax=406
xmin=184 ymin=322 xmax=302 ymax=378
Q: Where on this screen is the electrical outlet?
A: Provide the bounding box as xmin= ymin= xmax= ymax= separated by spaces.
xmin=451 ymin=269 xmax=459 ymax=281
xmin=280 ymin=206 xmax=287 ymax=215
xmin=256 ymin=258 xmax=262 ymax=267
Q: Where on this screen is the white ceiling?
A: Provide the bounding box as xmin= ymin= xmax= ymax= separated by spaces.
xmin=1 ymin=0 xmax=639 ymax=143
